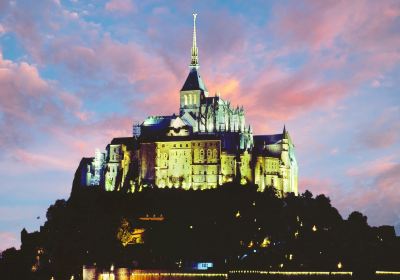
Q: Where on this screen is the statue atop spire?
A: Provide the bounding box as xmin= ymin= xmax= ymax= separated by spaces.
xmin=190 ymin=13 xmax=199 ymax=68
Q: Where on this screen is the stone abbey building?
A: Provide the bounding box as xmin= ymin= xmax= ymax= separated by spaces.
xmin=78 ymin=15 xmax=298 ymax=196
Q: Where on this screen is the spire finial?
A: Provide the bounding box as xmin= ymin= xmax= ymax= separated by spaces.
xmin=190 ymin=13 xmax=199 ymax=68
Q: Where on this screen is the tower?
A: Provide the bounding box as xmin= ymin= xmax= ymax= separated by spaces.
xmin=180 ymin=13 xmax=208 ymax=127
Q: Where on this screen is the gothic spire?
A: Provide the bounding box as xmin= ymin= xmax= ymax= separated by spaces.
xmin=283 ymin=124 xmax=289 ymax=139
xmin=190 ymin=13 xmax=199 ymax=68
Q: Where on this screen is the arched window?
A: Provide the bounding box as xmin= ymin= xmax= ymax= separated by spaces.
xmin=200 ymin=149 xmax=204 ymax=160
xmin=207 ymin=149 xmax=212 ymax=158
xmin=213 ymin=149 xmax=217 ymax=159
xmin=189 ymin=94 xmax=192 ymax=104
xmin=184 ymin=95 xmax=187 ymax=105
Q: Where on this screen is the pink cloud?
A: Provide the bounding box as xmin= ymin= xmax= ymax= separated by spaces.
xmin=344 ymin=162 xmax=400 ymax=225
xmin=300 ymin=159 xmax=400 ymax=227
xmin=271 ymin=0 xmax=400 ymax=52
xmin=346 ymin=156 xmax=397 ymax=178
xmin=105 ymin=0 xmax=136 ymax=13
xmin=356 ymin=106 xmax=400 ymax=149
xmin=13 ymin=149 xmax=76 ymax=171
xmin=327 ymin=154 xmax=400 ymax=226
xmin=0 ymin=232 xmax=18 ymax=252
xmin=242 ymin=71 xmax=349 ymax=133
xmin=300 ymin=177 xmax=341 ymax=198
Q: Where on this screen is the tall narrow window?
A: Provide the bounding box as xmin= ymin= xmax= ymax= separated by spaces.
xmin=184 ymin=95 xmax=188 ymax=105
xmin=189 ymin=94 xmax=192 ymax=104
xmin=193 ymin=94 xmax=196 ymax=104
xmin=200 ymin=149 xmax=204 ymax=160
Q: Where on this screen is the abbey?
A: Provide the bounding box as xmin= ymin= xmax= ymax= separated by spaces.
xmin=79 ymin=15 xmax=298 ymax=196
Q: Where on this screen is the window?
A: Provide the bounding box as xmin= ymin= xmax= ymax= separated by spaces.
xmin=189 ymin=94 xmax=192 ymax=104
xmin=213 ymin=149 xmax=217 ymax=159
xmin=193 ymin=94 xmax=196 ymax=104
xmin=184 ymin=95 xmax=187 ymax=105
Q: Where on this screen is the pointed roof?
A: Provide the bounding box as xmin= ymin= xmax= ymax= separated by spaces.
xmin=181 ymin=68 xmax=208 ymax=91
xmin=181 ymin=14 xmax=208 ymax=92
xmin=190 ymin=13 xmax=199 ymax=68
xmin=283 ymin=125 xmax=292 ymax=142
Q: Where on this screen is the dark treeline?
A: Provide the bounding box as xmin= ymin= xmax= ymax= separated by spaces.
xmin=0 ymin=182 xmax=399 ymax=280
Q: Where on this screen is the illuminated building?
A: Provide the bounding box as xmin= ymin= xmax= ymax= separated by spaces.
xmin=79 ymin=14 xmax=298 ymax=196
xmin=116 ymin=219 xmax=145 ymax=247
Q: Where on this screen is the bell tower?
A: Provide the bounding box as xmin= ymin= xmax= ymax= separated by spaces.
xmin=180 ymin=13 xmax=208 ymax=118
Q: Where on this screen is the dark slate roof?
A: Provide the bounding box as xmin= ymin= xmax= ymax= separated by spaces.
xmin=254 ymin=134 xmax=283 ymax=145
xmin=111 ymin=137 xmax=138 ymax=148
xmin=204 ymin=96 xmax=220 ymax=105
xmin=181 ymin=68 xmax=208 ymax=92
xmin=142 ymin=116 xmax=174 ymax=128
xmin=253 ymin=134 xmax=284 ymax=158
xmin=216 ymin=132 xmax=240 ymax=153
xmin=140 ymin=116 xmax=174 ymax=137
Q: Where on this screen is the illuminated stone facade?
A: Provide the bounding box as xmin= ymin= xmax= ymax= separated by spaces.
xmin=80 ymin=14 xmax=298 ymax=196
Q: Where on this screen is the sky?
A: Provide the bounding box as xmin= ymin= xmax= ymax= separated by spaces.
xmin=0 ymin=0 xmax=399 ymax=251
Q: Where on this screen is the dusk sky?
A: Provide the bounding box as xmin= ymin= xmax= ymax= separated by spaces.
xmin=0 ymin=0 xmax=399 ymax=251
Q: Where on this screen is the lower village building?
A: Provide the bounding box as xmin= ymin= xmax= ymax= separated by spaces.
xmin=78 ymin=15 xmax=298 ymax=196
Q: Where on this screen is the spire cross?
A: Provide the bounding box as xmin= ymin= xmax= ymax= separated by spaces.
xmin=190 ymin=13 xmax=199 ymax=68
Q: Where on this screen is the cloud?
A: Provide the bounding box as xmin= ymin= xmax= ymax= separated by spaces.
xmin=299 ymin=177 xmax=341 ymax=198
xmin=0 ymin=232 xmax=18 ymax=252
xmin=300 ymin=158 xmax=400 ymax=227
xmin=346 ymin=156 xmax=397 ymax=178
xmin=337 ymin=156 xmax=400 ymax=226
xmin=355 ymin=107 xmax=400 ymax=149
xmin=12 ymin=149 xmax=75 ymax=171
xmin=0 ymin=51 xmax=85 ymax=151
xmin=237 ymin=66 xmax=351 ymax=133
xmin=105 ymin=0 xmax=136 ymax=13
xmin=271 ymin=0 xmax=400 ymax=53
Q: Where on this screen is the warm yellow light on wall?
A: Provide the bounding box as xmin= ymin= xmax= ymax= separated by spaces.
xmin=312 ymin=225 xmax=317 ymax=232
xmin=235 ymin=211 xmax=240 ymax=218
xmin=337 ymin=262 xmax=342 ymax=269
xmin=260 ymin=237 xmax=270 ymax=248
